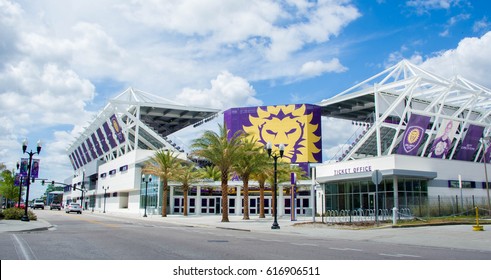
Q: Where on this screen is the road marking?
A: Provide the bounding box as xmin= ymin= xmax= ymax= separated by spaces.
xmin=11 ymin=234 xmax=36 ymax=260
xmin=379 ymin=253 xmax=421 ymax=258
xmin=69 ymin=215 xmax=121 ymax=228
xmin=329 ymin=247 xmax=363 ymax=252
xmin=291 ymin=243 xmax=317 ymax=246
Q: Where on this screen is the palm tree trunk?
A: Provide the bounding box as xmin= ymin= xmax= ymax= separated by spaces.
xmin=162 ymin=179 xmax=168 ymax=217
xmin=221 ymin=175 xmax=229 ymax=222
xmin=259 ymin=183 xmax=265 ymax=218
xmin=243 ymin=177 xmax=250 ymax=220
xmin=183 ymin=187 xmax=188 ymax=216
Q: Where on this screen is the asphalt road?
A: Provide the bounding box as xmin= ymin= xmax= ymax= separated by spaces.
xmin=1 ymin=210 xmax=490 ymax=260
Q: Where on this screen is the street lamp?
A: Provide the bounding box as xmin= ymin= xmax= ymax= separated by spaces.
xmin=266 ymin=142 xmax=284 ymax=230
xmin=20 ymin=139 xmax=42 ymax=222
xmin=142 ymin=175 xmax=152 ymax=217
xmin=480 ymin=136 xmax=491 ymax=215
xmin=102 ymin=186 xmax=109 ymax=213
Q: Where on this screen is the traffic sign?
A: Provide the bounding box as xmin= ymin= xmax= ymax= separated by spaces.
xmin=371 ymin=170 xmax=383 ymax=185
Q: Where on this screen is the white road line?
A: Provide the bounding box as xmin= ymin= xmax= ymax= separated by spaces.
xmin=329 ymin=247 xmax=363 ymax=252
xmin=379 ymin=253 xmax=421 ymax=258
xmin=11 ymin=234 xmax=37 ymax=260
xmin=291 ymin=243 xmax=317 ymax=246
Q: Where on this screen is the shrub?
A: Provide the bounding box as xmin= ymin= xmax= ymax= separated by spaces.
xmin=1 ymin=208 xmax=37 ymax=220
xmin=0 ymin=210 xmax=4 ymax=219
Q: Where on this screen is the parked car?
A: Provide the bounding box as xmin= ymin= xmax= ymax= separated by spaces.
xmin=33 ymin=199 xmax=45 ymax=210
xmin=50 ymin=202 xmax=62 ymax=210
xmin=14 ymin=202 xmax=26 ymax=209
xmin=65 ymin=203 xmax=82 ymax=214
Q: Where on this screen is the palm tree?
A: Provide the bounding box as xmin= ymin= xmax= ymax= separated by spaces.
xmin=199 ymin=165 xmax=221 ymax=181
xmin=174 ymin=162 xmax=199 ymax=216
xmin=143 ymin=149 xmax=181 ymax=217
xmin=234 ymin=137 xmax=266 ymax=220
xmin=191 ymin=123 xmax=244 ymax=222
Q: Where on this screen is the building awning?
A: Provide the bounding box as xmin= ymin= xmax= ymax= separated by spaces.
xmin=317 ymin=169 xmax=437 ymax=184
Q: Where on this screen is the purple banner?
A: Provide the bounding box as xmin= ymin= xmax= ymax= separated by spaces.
xmin=70 ymin=153 xmax=79 ymax=169
xmin=91 ymin=133 xmax=104 ymax=156
xmin=97 ymin=128 xmax=110 ymax=152
xmin=77 ymin=146 xmax=87 ymax=165
xmin=397 ymin=114 xmax=431 ymax=156
xmin=224 ymin=104 xmax=322 ymax=164
xmin=430 ymin=119 xmax=459 ymax=158
xmin=456 ymin=125 xmax=484 ymax=161
xmin=14 ymin=174 xmax=27 ymax=187
xmin=31 ymin=159 xmax=40 ymax=179
xmin=103 ymin=122 xmax=117 ymax=148
xmin=110 ymin=114 xmax=125 ymax=143
xmin=81 ymin=142 xmax=91 ymax=162
xmin=74 ymin=149 xmax=83 ymax=168
xmin=19 ymin=158 xmax=29 ymax=177
xmin=86 ymin=138 xmax=98 ymax=160
xmin=68 ymin=154 xmax=77 ymax=170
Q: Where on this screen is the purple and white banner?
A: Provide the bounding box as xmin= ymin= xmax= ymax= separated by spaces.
xmin=430 ymin=119 xmax=459 ymax=158
xmin=110 ymin=114 xmax=125 ymax=143
xmin=103 ymin=121 xmax=117 ymax=148
xmin=456 ymin=125 xmax=484 ymax=161
xmin=14 ymin=173 xmax=27 ymax=187
xmin=30 ymin=159 xmax=40 ymax=179
xmin=397 ymin=114 xmax=431 ymax=156
xmin=19 ymin=158 xmax=29 ymax=176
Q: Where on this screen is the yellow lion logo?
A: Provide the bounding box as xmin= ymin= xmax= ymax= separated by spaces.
xmin=243 ymin=105 xmax=321 ymax=163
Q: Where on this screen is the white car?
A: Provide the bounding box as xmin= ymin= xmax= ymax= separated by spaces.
xmin=65 ymin=203 xmax=82 ymax=214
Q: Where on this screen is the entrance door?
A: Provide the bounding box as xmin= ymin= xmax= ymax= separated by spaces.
xmin=296 ymin=196 xmax=310 ymax=215
xmin=200 ymin=197 xmax=217 ymax=214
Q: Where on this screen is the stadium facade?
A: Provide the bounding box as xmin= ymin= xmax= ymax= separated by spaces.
xmin=64 ymin=60 xmax=491 ymax=217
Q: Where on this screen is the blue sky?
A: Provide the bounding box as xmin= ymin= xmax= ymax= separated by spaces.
xmin=1 ymin=0 xmax=490 ymax=198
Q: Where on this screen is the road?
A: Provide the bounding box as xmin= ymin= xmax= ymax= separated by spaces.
xmin=1 ymin=209 xmax=490 ymax=260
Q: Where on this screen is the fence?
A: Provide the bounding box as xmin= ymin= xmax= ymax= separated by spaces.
xmin=412 ymin=195 xmax=490 ymax=218
xmin=323 ymin=207 xmax=413 ymax=224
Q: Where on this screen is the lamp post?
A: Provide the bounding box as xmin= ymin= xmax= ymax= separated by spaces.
xmin=142 ymin=175 xmax=152 ymax=217
xmin=480 ymin=136 xmax=491 ymax=215
xmin=80 ymin=169 xmax=85 ymax=210
xmin=102 ymin=186 xmax=109 ymax=213
xmin=21 ymin=139 xmax=42 ymax=222
xmin=266 ymin=142 xmax=284 ymax=230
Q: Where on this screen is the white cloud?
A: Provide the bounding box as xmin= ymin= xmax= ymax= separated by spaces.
xmin=405 ymin=0 xmax=460 ymax=14
xmin=0 ymin=0 xmax=361 ymax=182
xmin=299 ymin=58 xmax=347 ymax=77
xmin=177 ymin=71 xmax=262 ymax=110
xmin=321 ymin=117 xmax=358 ymax=162
xmin=118 ymin=0 xmax=360 ymax=62
xmin=473 ymin=17 xmax=490 ymax=33
xmin=419 ymin=31 xmax=491 ymax=88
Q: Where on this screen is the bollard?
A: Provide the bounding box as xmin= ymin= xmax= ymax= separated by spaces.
xmin=392 ymin=207 xmax=398 ymax=225
xmin=473 ymin=207 xmax=484 ymax=231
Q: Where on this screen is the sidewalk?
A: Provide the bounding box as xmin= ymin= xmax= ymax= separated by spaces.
xmin=2 ymin=211 xmax=491 ymax=253
xmin=0 ymin=218 xmax=52 ymax=233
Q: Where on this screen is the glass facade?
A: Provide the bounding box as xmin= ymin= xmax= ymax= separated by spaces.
xmin=323 ymin=177 xmax=428 ymax=214
xmin=139 ymin=175 xmax=159 ymax=209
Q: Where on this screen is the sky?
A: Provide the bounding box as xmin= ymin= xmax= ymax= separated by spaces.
xmin=1 ymin=0 xmax=491 ymax=199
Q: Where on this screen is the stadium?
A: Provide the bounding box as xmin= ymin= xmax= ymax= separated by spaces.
xmin=64 ymin=60 xmax=491 ymax=218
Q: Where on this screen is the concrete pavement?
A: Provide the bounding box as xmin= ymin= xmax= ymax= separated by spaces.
xmin=1 ymin=210 xmax=490 ymax=254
